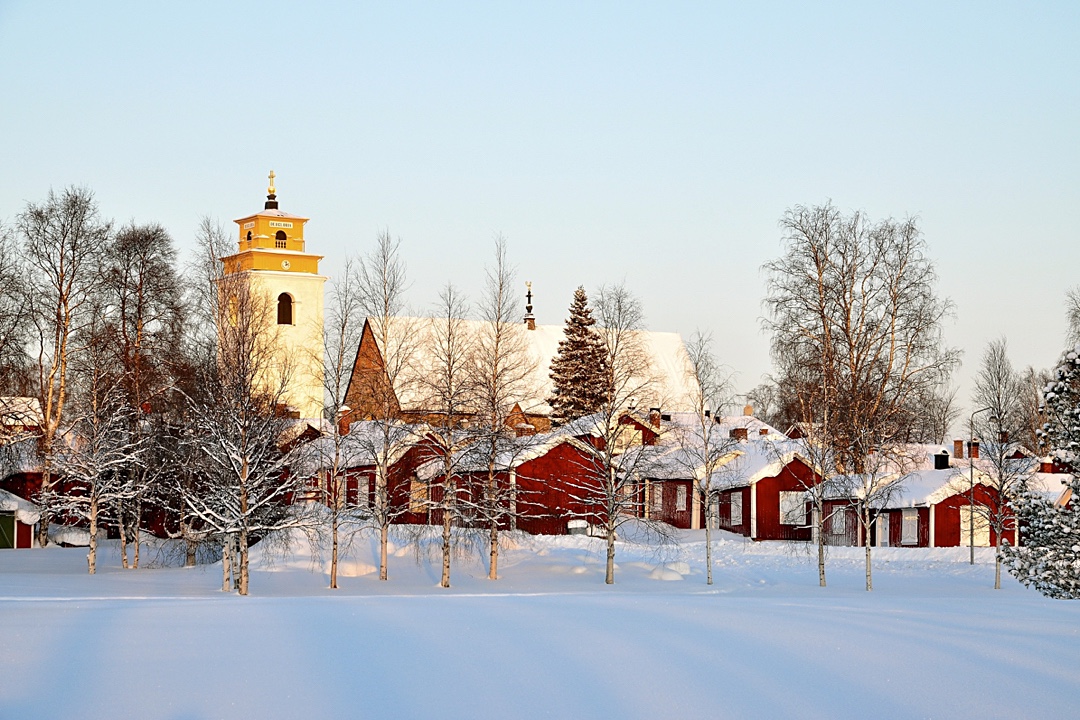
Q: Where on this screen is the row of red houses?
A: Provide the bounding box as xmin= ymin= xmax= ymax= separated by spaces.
xmin=2 ymin=397 xmax=1073 ymax=551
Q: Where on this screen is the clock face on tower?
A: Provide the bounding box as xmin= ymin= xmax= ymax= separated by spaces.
xmin=281 ymin=260 xmax=291 ymax=270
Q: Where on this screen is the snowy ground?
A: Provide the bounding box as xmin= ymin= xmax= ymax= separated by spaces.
xmin=1 ymin=527 xmax=1077 ymax=719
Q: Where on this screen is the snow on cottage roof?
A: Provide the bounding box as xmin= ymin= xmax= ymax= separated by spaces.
xmin=1028 ymin=472 xmax=1073 ymax=506
xmin=299 ymin=420 xmax=431 ymax=475
xmin=870 ymin=445 xmax=1017 ymax=508
xmin=624 ymin=414 xmax=807 ymax=488
xmin=416 ymin=432 xmax=596 ymax=481
xmin=364 ymin=317 xmax=697 ymax=417
xmin=0 ymin=488 xmax=40 ymax=525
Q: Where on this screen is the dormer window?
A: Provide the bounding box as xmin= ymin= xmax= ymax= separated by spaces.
xmin=277 ymin=293 xmax=294 ymax=325
xmin=275 ymin=230 xmax=287 ymax=249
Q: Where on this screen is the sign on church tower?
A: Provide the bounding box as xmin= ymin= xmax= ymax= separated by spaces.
xmin=220 ymin=172 xmax=327 ymax=418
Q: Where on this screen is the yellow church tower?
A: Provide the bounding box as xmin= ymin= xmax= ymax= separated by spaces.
xmin=221 ymin=172 xmax=326 ymax=418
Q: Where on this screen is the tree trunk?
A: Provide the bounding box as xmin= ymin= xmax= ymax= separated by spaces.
xmin=222 ymin=535 xmax=232 ymax=593
xmin=118 ymin=500 xmax=129 ymax=570
xmin=379 ymin=523 xmax=389 ymax=581
xmin=239 ymin=528 xmax=249 ymax=596
xmin=36 ymin=465 xmax=52 ymax=548
xmin=489 ymin=521 xmax=499 ymax=580
xmin=995 ymin=547 xmax=1002 ymax=590
xmin=441 ymin=495 xmax=452 ymax=589
xmin=865 ymin=542 xmax=873 ymax=591
xmin=817 ymin=506 xmax=827 ymax=587
xmin=705 ymin=519 xmax=713 ymax=586
xmin=185 ymin=529 xmax=197 ymax=568
xmin=330 ymin=515 xmax=339 ymax=590
xmin=864 ymin=507 xmax=873 ymax=591
xmin=132 ymin=500 xmax=141 ymax=569
xmin=487 ymin=469 xmax=499 ymax=580
xmin=605 ymin=527 xmax=616 ymax=585
xmin=88 ymin=494 xmax=98 ymax=575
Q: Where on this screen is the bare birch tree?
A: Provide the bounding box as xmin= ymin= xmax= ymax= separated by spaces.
xmin=103 ymin=222 xmax=185 ymax=568
xmin=168 ymin=215 xmax=236 ymax=566
xmin=763 ymin=202 xmax=958 ymax=586
xmin=181 ymin=275 xmax=313 ymax=596
xmin=581 ymin=283 xmax=670 ymax=585
xmin=675 ymin=332 xmax=738 ymax=584
xmin=20 ymin=187 xmax=111 ymax=546
xmin=468 ymin=237 xmax=537 ymax=579
xmin=416 ymin=284 xmax=475 ymax=588
xmin=319 ymin=257 xmax=365 ymax=589
xmin=971 ymin=338 xmax=1035 ymax=589
xmin=49 ymin=323 xmax=145 ymax=574
xmin=348 ymin=231 xmax=422 ymax=581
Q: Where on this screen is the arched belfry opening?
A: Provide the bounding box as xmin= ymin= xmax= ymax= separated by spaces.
xmin=277 ymin=293 xmax=294 ymax=325
xmin=275 ymin=230 xmax=287 ymax=249
xmin=246 ymin=230 xmax=252 ymax=246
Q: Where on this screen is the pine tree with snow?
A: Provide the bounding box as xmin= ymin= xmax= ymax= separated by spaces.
xmin=548 ymin=286 xmax=609 ymax=424
xmin=1003 ymin=343 xmax=1080 ymax=598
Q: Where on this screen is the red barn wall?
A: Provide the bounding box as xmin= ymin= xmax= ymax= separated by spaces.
xmin=932 ymin=485 xmax=1009 ymax=547
xmin=651 ymin=479 xmax=693 ymax=529
xmin=753 ymin=458 xmax=817 ymax=541
xmin=718 ymin=487 xmax=750 ymax=536
xmin=0 ymin=472 xmax=43 ymax=502
xmin=515 ymin=442 xmax=606 ymax=535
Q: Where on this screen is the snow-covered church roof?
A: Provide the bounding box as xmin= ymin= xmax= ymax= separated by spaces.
xmin=360 ymin=317 xmax=698 ymax=417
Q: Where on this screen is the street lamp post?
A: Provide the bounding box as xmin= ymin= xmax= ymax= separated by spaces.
xmin=969 ymin=406 xmax=993 ymax=565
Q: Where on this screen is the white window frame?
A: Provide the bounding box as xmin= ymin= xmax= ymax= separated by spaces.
xmin=676 ymin=485 xmax=688 ymax=511
xmin=730 ymin=493 xmax=743 ymax=526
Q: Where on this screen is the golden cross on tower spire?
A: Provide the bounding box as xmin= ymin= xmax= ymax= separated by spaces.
xmin=268 ymin=170 xmax=276 ymax=195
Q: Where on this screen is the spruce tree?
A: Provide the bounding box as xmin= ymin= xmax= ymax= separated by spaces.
xmin=1003 ymin=343 xmax=1080 ymax=598
xmin=548 ymin=286 xmax=609 ymax=424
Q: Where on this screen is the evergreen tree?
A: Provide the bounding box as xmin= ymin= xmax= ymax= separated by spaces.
xmin=548 ymin=286 xmax=609 ymax=424
xmin=1003 ymin=343 xmax=1080 ymax=598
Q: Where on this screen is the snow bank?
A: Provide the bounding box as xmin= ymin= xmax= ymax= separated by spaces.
xmin=0 ymin=531 xmax=1078 ymax=719
xmin=48 ymin=525 xmax=89 ymax=547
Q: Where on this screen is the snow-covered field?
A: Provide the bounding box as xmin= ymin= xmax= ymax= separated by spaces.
xmin=1 ymin=528 xmax=1077 ymax=719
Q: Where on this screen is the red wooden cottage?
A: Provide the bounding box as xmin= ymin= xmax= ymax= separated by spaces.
xmin=303 ymin=421 xmax=444 ymax=521
xmin=418 ymin=433 xmax=608 ymax=535
xmin=861 ymin=445 xmax=1072 ymax=548
xmin=614 ymin=412 xmax=813 ymax=534
xmin=716 ymin=451 xmax=821 ymax=541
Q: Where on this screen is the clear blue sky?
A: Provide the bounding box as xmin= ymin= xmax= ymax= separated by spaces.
xmin=2 ymin=1 xmax=1077 ymax=419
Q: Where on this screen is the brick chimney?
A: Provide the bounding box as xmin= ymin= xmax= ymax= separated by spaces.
xmin=337 ymin=406 xmax=352 ymax=436
xmin=953 ymin=439 xmax=964 ymax=460
xmin=968 ymin=440 xmax=980 ymax=459
xmin=648 ymin=407 xmax=661 ymax=428
xmin=730 ymin=427 xmax=748 ymax=442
